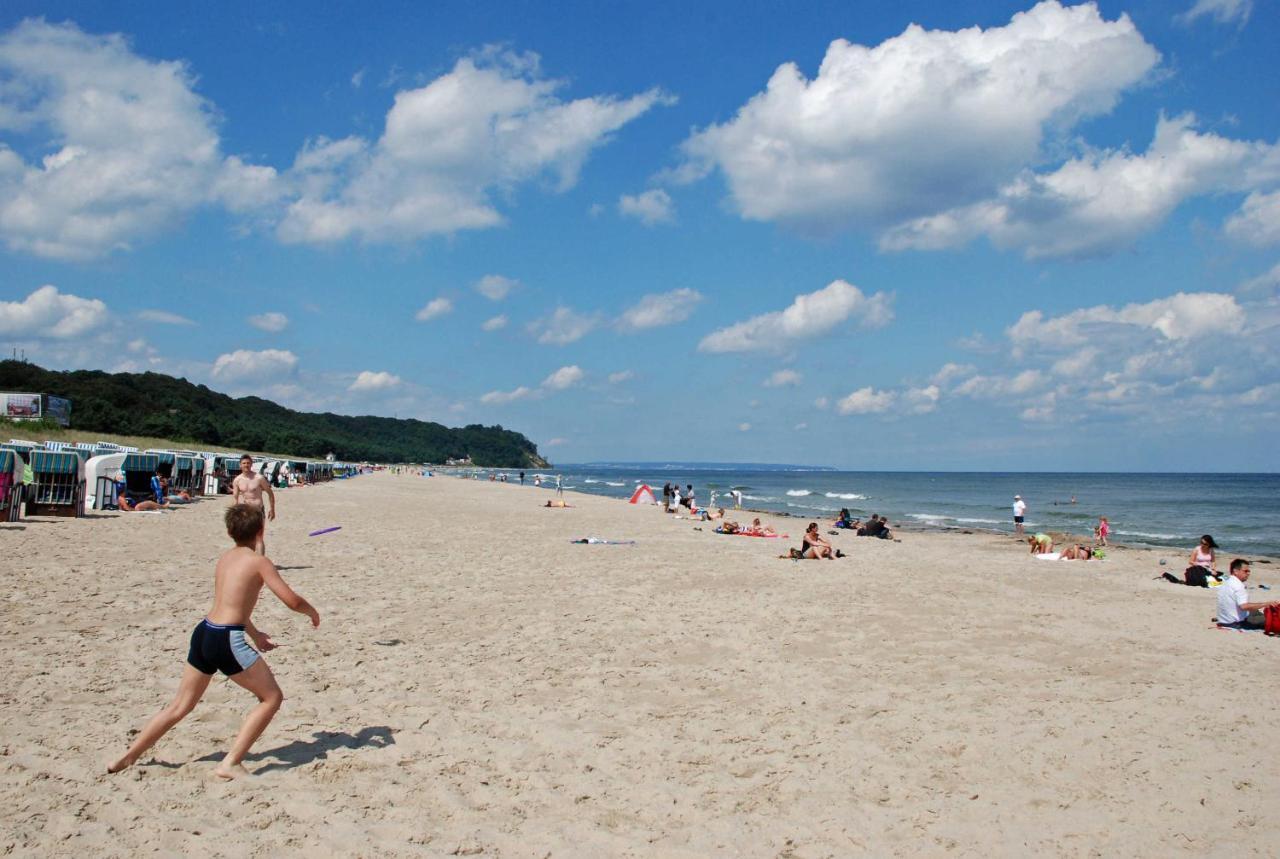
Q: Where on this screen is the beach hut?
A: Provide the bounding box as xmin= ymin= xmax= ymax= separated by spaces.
xmin=25 ymin=450 xmax=85 ymax=517
xmin=190 ymin=456 xmax=206 ymax=496
xmin=121 ymin=453 xmax=159 ymax=506
xmin=84 ymin=452 xmax=127 ymax=510
xmin=0 ymin=449 xmax=21 ymax=522
xmin=628 ymin=484 xmax=658 ymax=505
xmin=171 ymin=455 xmax=196 ymax=494
xmin=146 ymin=450 xmax=176 ymax=478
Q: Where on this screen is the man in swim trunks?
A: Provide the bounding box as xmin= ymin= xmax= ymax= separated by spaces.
xmin=232 ymin=454 xmax=276 ymax=555
xmin=1013 ymin=495 xmax=1027 ymax=537
xmin=107 ymin=503 xmax=320 ymax=779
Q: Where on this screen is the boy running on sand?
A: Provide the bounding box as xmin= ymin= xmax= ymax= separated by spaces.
xmin=232 ymin=454 xmax=276 ymax=555
xmin=108 ymin=504 xmax=319 ymax=779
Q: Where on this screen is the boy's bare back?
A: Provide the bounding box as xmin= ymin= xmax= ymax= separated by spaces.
xmin=206 ymin=547 xmax=271 ymax=626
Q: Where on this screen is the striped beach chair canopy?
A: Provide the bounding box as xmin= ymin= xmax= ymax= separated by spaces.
xmin=0 ymin=449 xmax=14 ymax=473
xmin=147 ymin=450 xmax=176 ymax=466
xmin=122 ymin=452 xmax=159 ymax=473
xmin=31 ymin=450 xmax=82 ymax=475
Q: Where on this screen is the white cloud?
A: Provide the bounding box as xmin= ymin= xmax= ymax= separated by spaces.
xmin=0 ymin=285 xmax=109 ymax=338
xmin=617 ymin=288 xmax=703 ymax=331
xmin=248 ymin=311 xmax=289 ymax=332
xmin=351 ymin=68 xmax=366 ymax=88
xmin=699 ymin=279 xmax=892 ymax=353
xmin=608 ymin=370 xmax=634 ymax=384
xmin=0 ymin=20 xmax=279 ymax=260
xmin=1176 ymin=0 xmax=1252 ymax=27
xmin=931 ymin=362 xmax=976 ymax=386
xmin=814 ymin=396 xmax=829 ymax=410
xmin=211 ymin=348 xmax=298 ymax=382
xmin=138 ymin=309 xmax=194 ymax=325
xmin=764 ymin=369 xmax=802 ymax=387
xmin=480 ymin=385 xmax=534 ymax=404
xmin=794 ymin=422 xmax=808 ymax=430
xmin=1225 ymin=189 xmax=1280 ymax=247
xmin=541 ymin=364 xmax=584 ymax=390
xmin=1007 ymin=292 xmax=1245 ymax=349
xmin=618 ymin=189 xmax=675 ymax=225
xmin=903 ymin=385 xmax=940 ymax=414
xmin=738 ymin=422 xmax=752 ymax=432
xmin=544 ymin=437 xmax=568 ymax=447
xmin=349 ymin=370 xmax=402 ymax=392
xmin=953 ymin=370 xmax=1047 ymax=398
xmin=529 ymin=306 xmax=599 ymax=345
xmin=679 ymin=2 xmax=1159 ymax=234
xmin=481 ymin=314 xmax=509 ymax=332
xmin=277 ymin=50 xmax=671 ymax=245
xmin=836 ymin=387 xmax=897 ymax=415
xmin=474 ymin=274 xmax=519 ymax=301
xmin=882 ymin=114 xmax=1280 ymax=259
xmin=415 ymin=297 xmax=453 ymax=322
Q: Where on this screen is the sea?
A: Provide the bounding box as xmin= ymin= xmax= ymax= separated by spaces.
xmin=464 ymin=464 xmax=1280 ymax=558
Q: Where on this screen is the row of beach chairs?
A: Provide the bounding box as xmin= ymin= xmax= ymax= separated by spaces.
xmin=0 ymin=439 xmax=357 ymax=522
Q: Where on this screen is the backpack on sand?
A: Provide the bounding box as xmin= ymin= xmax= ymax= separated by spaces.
xmin=1265 ymin=604 xmax=1280 ymax=636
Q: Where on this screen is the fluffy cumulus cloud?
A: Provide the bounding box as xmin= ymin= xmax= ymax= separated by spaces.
xmin=276 ymin=50 xmax=671 ymax=245
xmin=481 ymin=314 xmax=508 ymax=332
xmin=679 ymin=2 xmax=1159 ymax=235
xmin=699 ymin=279 xmax=892 ymax=353
xmin=528 ymin=306 xmax=599 ymax=345
xmin=348 ymin=370 xmax=402 ymax=392
xmin=415 ymin=297 xmax=453 ymax=322
xmin=618 ymin=189 xmax=675 ymax=225
xmin=882 ymin=114 xmax=1280 ymax=259
xmin=1225 ymin=189 xmax=1280 ymax=247
xmin=0 ymin=19 xmax=279 ymax=260
xmin=248 ymin=311 xmax=289 ymax=332
xmin=617 ymin=288 xmax=702 ymax=331
xmin=474 ymin=274 xmax=519 ymax=301
xmin=482 ymin=363 xmax=586 ymax=405
xmin=541 ymin=364 xmax=584 ymax=390
xmin=1176 ymin=0 xmax=1252 ymax=27
xmin=764 ymin=369 xmax=802 ymax=387
xmin=0 ymin=285 xmax=109 ymax=338
xmin=836 ymin=387 xmax=896 ymax=415
xmin=210 ymin=348 xmax=298 ymax=382
xmin=608 ymin=370 xmax=634 ymax=384
xmin=1006 ymin=291 xmax=1245 ymax=350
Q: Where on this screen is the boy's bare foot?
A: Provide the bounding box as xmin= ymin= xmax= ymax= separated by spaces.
xmin=213 ymin=762 xmax=252 ymax=780
xmin=107 ymin=755 xmax=134 ymax=774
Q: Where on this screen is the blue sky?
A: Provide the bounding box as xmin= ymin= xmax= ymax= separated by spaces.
xmin=1 ymin=0 xmax=1277 ymax=470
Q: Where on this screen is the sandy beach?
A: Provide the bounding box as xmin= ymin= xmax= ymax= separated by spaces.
xmin=2 ymin=472 xmax=1278 ymax=857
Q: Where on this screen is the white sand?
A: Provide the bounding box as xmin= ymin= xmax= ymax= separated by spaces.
xmin=2 ymin=473 xmax=1278 ymax=856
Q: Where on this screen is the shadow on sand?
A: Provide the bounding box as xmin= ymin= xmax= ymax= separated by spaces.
xmin=199 ymin=726 xmax=396 ymax=774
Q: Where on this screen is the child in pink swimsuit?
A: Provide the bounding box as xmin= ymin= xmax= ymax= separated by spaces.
xmin=1095 ymin=517 xmax=1109 ymax=546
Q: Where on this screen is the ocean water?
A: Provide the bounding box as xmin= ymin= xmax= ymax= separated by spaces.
xmin=472 ymin=465 xmax=1280 ymax=558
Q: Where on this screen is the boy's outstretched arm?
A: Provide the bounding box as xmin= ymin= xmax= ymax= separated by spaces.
xmin=259 ymin=559 xmax=320 ymax=627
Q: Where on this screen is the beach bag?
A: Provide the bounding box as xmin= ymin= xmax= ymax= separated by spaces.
xmin=1265 ymin=605 xmax=1280 ymax=636
xmin=1184 ymin=566 xmax=1209 ymax=588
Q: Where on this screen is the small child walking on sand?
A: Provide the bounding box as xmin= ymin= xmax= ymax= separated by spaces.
xmin=1095 ymin=516 xmax=1109 ymax=546
xmin=108 ymin=504 xmax=320 ymax=779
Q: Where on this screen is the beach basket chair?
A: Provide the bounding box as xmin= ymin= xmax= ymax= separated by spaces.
xmin=26 ymin=450 xmax=85 ymax=517
xmin=191 ymin=457 xmax=207 ymax=496
xmin=172 ymin=455 xmax=195 ymax=494
xmin=0 ymin=449 xmax=21 ymax=522
xmin=121 ymin=453 xmax=159 ymax=505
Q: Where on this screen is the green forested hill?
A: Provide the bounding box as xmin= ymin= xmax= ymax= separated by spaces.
xmin=0 ymin=361 xmax=547 ymax=467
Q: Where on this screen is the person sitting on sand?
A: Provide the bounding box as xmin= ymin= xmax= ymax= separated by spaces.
xmin=834 ymin=508 xmax=859 ymax=529
xmin=107 ymin=504 xmax=320 ymax=779
xmin=544 ymin=499 xmax=571 ymax=508
xmin=858 ymin=514 xmax=891 ymax=539
xmin=1059 ymin=544 xmax=1094 ymax=560
xmin=1189 ymin=534 xmax=1219 ymax=581
xmin=1028 ymin=533 xmax=1054 ymax=554
xmin=801 ymin=522 xmax=836 ymax=559
xmin=748 ymin=517 xmax=777 ymax=537
xmin=1216 ymin=559 xmax=1278 ymax=630
xmin=701 ymin=507 xmax=725 ymax=521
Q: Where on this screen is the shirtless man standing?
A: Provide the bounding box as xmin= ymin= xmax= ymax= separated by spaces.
xmin=232 ymin=454 xmax=275 ymax=554
xmin=107 ymin=504 xmax=319 ymax=779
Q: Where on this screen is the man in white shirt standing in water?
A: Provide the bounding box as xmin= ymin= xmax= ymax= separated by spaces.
xmin=232 ymin=454 xmax=276 ymax=555
xmin=1013 ymin=494 xmax=1027 ymax=537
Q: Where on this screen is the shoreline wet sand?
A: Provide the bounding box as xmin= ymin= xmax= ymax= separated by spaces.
xmin=2 ymin=472 xmax=1277 ymax=856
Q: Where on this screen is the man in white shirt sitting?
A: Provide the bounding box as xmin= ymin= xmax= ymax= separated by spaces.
xmin=1216 ymin=559 xmax=1278 ymax=630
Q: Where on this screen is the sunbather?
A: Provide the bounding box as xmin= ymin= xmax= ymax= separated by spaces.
xmin=1059 ymin=544 xmax=1094 ymax=560
xmin=747 ymin=518 xmax=777 ymax=537
xmin=544 ymin=499 xmax=571 ymax=508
